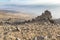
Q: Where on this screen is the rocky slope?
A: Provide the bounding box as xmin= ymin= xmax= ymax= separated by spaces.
xmin=0 ymin=10 xmax=60 ymax=40
xmin=0 ymin=11 xmax=33 ymax=19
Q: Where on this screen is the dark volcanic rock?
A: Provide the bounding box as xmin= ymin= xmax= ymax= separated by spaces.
xmin=34 ymin=10 xmax=55 ymax=24
xmin=33 ymin=36 xmax=44 ymax=40
xmin=36 ymin=10 xmax=52 ymax=21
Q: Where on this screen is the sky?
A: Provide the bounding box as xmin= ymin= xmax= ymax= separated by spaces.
xmin=0 ymin=0 xmax=60 ymax=19
xmin=0 ymin=0 xmax=60 ymax=5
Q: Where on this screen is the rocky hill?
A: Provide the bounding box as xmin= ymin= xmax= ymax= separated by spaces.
xmin=0 ymin=10 xmax=60 ymax=40
xmin=0 ymin=11 xmax=34 ymax=25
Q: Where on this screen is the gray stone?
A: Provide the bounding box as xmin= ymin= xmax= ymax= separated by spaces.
xmin=33 ymin=36 xmax=44 ymax=40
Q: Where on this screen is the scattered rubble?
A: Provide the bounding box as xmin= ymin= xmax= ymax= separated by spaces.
xmin=0 ymin=10 xmax=60 ymax=40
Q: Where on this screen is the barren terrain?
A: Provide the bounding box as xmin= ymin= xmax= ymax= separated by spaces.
xmin=0 ymin=10 xmax=60 ymax=40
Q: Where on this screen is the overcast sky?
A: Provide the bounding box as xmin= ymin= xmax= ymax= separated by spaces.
xmin=0 ymin=0 xmax=60 ymax=5
xmin=0 ymin=0 xmax=60 ymax=19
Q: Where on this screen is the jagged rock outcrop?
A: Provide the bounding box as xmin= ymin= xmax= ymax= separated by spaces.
xmin=35 ymin=10 xmax=52 ymax=21
xmin=34 ymin=10 xmax=55 ymax=24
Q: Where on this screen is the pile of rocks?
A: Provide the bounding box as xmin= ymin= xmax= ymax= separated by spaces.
xmin=35 ymin=10 xmax=55 ymax=24
xmin=36 ymin=10 xmax=52 ymax=20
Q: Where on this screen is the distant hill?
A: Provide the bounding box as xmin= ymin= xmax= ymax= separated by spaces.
xmin=0 ymin=10 xmax=33 ymax=20
xmin=0 ymin=10 xmax=19 ymax=13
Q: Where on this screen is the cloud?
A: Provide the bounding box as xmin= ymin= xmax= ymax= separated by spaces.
xmin=0 ymin=0 xmax=10 ymax=2
xmin=0 ymin=0 xmax=60 ymax=5
xmin=0 ymin=0 xmax=10 ymax=5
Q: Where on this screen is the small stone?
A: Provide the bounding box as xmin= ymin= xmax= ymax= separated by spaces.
xmin=16 ymin=38 xmax=21 ymax=40
xmin=33 ymin=36 xmax=44 ymax=40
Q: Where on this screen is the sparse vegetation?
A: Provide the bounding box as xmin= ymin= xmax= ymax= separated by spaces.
xmin=0 ymin=10 xmax=60 ymax=40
